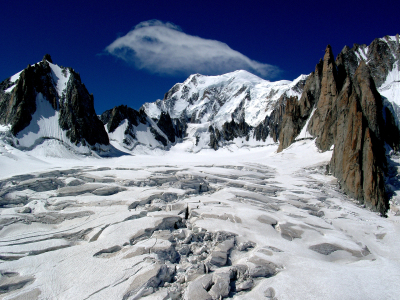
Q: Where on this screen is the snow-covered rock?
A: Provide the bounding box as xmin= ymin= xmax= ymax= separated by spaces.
xmin=0 ymin=55 xmax=110 ymax=156
xmin=142 ymin=70 xmax=308 ymax=151
xmin=100 ymin=105 xmax=185 ymax=153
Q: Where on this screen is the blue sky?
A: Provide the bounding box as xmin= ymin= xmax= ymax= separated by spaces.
xmin=1 ymin=0 xmax=399 ymax=114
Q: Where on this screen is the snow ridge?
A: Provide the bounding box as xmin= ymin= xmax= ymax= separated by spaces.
xmin=144 ymin=70 xmax=307 ymax=128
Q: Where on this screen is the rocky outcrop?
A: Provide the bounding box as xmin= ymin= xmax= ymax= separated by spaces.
xmin=276 ymin=59 xmax=323 ymax=151
xmin=0 ymin=55 xmax=109 ymax=147
xmin=208 ymin=118 xmax=251 ymax=150
xmin=337 ymin=35 xmax=399 ymax=88
xmin=156 ymin=112 xmax=186 ymax=143
xmin=0 ymin=65 xmax=37 ymax=135
xmin=278 ymin=44 xmax=400 ymax=215
xmin=100 ymin=105 xmax=185 ymax=148
xmin=330 ymin=62 xmax=388 ymax=214
xmin=307 ymin=46 xmax=340 ymax=151
xmin=58 ymin=68 xmax=109 ymax=146
xmin=101 ymin=105 xmax=145 ymax=134
xmin=0 ymin=55 xmax=61 ymax=135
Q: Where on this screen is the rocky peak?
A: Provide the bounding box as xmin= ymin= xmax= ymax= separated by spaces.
xmin=336 ymin=35 xmax=400 ymax=89
xmin=59 ymin=68 xmax=109 ymax=146
xmin=0 ymin=64 xmax=37 ymax=135
xmin=101 ymin=105 xmax=143 ymax=133
xmin=306 ymin=45 xmax=340 ymax=151
xmin=0 ymin=56 xmax=109 ymax=147
xmin=43 ymin=54 xmax=53 ymax=63
xmin=329 ymin=60 xmax=388 ymax=215
xmin=276 ymin=57 xmax=323 ymax=152
xmin=277 ymin=40 xmax=400 ymax=215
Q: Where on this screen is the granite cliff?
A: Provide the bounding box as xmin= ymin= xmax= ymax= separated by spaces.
xmin=0 ymin=55 xmax=109 ymax=149
xmin=277 ymin=38 xmax=400 ymax=215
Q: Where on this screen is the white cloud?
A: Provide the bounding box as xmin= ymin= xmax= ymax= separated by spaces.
xmin=105 ymin=20 xmax=280 ymax=78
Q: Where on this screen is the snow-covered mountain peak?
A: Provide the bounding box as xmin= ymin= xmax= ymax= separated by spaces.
xmin=380 ymin=34 xmax=399 ymax=44
xmin=0 ymin=55 xmax=110 ymax=155
xmin=144 ymin=70 xmax=308 ymax=128
xmin=2 ymin=58 xmax=71 ymax=99
xmin=140 ymin=70 xmax=308 ymax=152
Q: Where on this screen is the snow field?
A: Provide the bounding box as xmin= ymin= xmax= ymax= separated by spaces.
xmin=0 ymin=140 xmax=399 ymax=299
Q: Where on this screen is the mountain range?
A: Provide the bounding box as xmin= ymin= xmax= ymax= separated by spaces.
xmin=0 ymin=34 xmax=400 ymax=300
xmin=1 ymin=35 xmax=399 ymax=214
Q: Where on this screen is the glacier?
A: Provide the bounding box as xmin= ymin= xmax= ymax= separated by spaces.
xmin=0 ymin=138 xmax=400 ymax=299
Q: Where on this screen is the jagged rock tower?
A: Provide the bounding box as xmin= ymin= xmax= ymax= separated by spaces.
xmin=0 ymin=55 xmax=109 ymax=147
xmin=278 ymin=45 xmax=400 ymax=215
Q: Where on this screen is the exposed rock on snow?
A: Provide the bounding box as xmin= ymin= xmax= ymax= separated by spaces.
xmin=100 ymin=105 xmax=184 ymax=152
xmin=0 ymin=143 xmax=398 ymax=299
xmin=278 ymin=41 xmax=400 ymax=214
xmin=0 ymin=36 xmax=400 ymax=300
xmin=0 ymin=55 xmax=109 ymax=153
xmin=142 ymin=70 xmax=308 ymax=150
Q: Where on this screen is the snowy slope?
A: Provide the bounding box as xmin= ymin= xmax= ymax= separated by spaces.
xmin=48 ymin=61 xmax=71 ymax=98
xmin=142 ymin=70 xmax=307 ymax=151
xmin=16 ymin=93 xmax=65 ymax=148
xmin=143 ymin=70 xmax=307 ymax=128
xmin=106 ymin=119 xmax=170 ymax=154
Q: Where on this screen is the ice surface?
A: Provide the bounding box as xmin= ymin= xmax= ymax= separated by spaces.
xmin=0 ymin=138 xmax=399 ymax=300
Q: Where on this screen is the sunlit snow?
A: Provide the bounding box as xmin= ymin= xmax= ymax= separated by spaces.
xmin=0 ymin=139 xmax=399 ymax=299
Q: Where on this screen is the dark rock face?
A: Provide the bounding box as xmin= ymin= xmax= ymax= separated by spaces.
xmin=58 ymin=69 xmax=109 ymax=146
xmin=0 ymin=57 xmax=109 ymax=146
xmin=277 ymin=59 xmax=323 ymax=151
xmin=0 ymin=65 xmax=37 ymax=135
xmin=156 ymin=112 xmax=186 ymax=143
xmin=336 ymin=35 xmax=400 ymax=89
xmin=43 ymin=54 xmax=53 ymax=63
xmin=0 ymin=60 xmax=62 ymax=135
xmin=330 ymin=62 xmax=388 ymax=215
xmin=157 ymin=112 xmax=176 ymax=143
xmin=101 ymin=105 xmax=143 ymax=133
xmin=101 ymin=105 xmax=146 ymax=146
xmin=208 ymin=118 xmax=251 ymax=150
xmin=100 ymin=105 xmax=184 ymax=148
xmin=278 ymin=43 xmax=399 ymax=214
xmin=307 ymin=46 xmax=340 ymax=151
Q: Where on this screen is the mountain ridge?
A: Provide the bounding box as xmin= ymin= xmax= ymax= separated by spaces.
xmin=0 ymin=35 xmax=399 ymax=214
xmin=0 ymin=55 xmax=109 ymax=154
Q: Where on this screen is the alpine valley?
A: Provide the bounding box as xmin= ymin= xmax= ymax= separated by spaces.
xmin=0 ymin=35 xmax=399 ymax=300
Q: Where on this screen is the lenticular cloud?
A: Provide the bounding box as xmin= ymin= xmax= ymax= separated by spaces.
xmin=105 ymin=20 xmax=279 ymax=78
